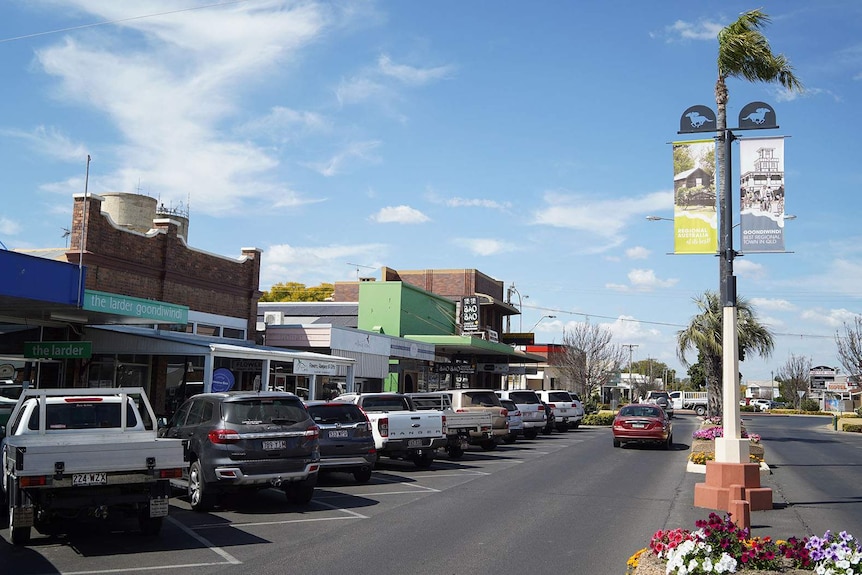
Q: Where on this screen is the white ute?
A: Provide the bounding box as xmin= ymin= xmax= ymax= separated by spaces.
xmin=1 ymin=387 xmax=187 ymax=545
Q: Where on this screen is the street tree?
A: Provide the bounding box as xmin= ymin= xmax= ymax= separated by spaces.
xmin=835 ymin=317 xmax=862 ymax=384
xmin=261 ymin=282 xmax=335 ymax=302
xmin=550 ymin=322 xmax=626 ymax=401
xmin=631 ymin=358 xmax=674 ymax=390
xmin=715 ymin=9 xmax=802 ymax=284
xmin=776 ymin=353 xmax=811 ymax=409
xmin=677 ymin=291 xmax=774 ymax=416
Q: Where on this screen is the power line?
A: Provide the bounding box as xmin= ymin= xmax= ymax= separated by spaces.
xmin=0 ymin=0 xmax=257 ymax=44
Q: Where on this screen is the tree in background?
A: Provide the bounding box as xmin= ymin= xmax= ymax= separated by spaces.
xmin=260 ymin=282 xmax=335 ymax=302
xmin=677 ymin=291 xmax=774 ymax=417
xmin=776 ymin=353 xmax=811 ymax=409
xmin=835 ymin=317 xmax=862 ymax=385
xmin=550 ymin=322 xmax=626 ymax=401
xmin=687 ymin=360 xmax=707 ymax=391
xmin=630 ymin=358 xmax=674 ymax=390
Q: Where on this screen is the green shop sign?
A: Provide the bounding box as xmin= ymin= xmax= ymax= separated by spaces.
xmin=83 ymin=290 xmax=188 ymax=324
xmin=25 ymin=341 xmax=92 ymax=359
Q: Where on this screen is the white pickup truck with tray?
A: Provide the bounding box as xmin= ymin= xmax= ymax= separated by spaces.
xmin=333 ymin=393 xmax=445 ymax=468
xmin=669 ymin=390 xmax=708 ymax=416
xmin=406 ymin=392 xmax=493 ymax=458
xmin=1 ymin=387 xmax=187 ymax=545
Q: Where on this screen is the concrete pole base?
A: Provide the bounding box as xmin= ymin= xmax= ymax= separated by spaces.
xmin=694 ymin=461 xmax=773 ymax=516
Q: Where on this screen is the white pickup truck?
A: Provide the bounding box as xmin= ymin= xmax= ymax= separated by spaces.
xmin=1 ymin=387 xmax=187 ymax=545
xmin=669 ymin=390 xmax=708 ymax=416
xmin=333 ymin=393 xmax=445 ymax=468
xmin=406 ymin=392 xmax=493 ymax=458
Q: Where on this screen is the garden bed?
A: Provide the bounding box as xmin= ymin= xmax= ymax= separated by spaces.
xmin=633 ymin=551 xmax=809 ymax=575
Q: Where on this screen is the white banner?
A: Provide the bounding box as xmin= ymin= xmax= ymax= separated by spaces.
xmin=739 ymin=137 xmax=786 ymax=252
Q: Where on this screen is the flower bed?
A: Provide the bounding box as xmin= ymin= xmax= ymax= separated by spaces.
xmin=628 ymin=513 xmax=862 ymax=574
xmin=688 ymin=420 xmax=765 ymax=465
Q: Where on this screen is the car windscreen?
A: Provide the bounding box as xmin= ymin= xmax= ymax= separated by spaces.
xmin=548 ymin=392 xmax=571 ymax=402
xmin=224 ymin=398 xmax=309 ymax=425
xmin=360 ymin=396 xmax=409 ymax=411
xmin=499 ymin=399 xmax=517 ymax=411
xmin=307 ymin=404 xmax=365 ymax=424
xmin=509 ymin=391 xmax=541 ymax=405
xmin=0 ymin=386 xmax=23 ymax=400
xmin=30 ymin=400 xmax=138 ymax=430
xmin=619 ymin=405 xmax=662 ymax=418
xmin=464 ymin=391 xmax=501 ymax=407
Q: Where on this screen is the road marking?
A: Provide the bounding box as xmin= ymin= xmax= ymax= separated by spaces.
xmin=314 ymin=499 xmax=370 ymax=519
xmin=62 ymin=561 xmax=242 ymax=574
xmin=167 ymin=515 xmax=241 ymax=564
xmin=194 ymin=515 xmax=362 ymax=530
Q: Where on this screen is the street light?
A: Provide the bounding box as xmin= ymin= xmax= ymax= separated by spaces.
xmin=506 ymin=284 xmax=528 ymax=332
xmin=645 ymin=215 xmax=672 ymax=221
xmin=529 ymin=315 xmax=556 ymax=332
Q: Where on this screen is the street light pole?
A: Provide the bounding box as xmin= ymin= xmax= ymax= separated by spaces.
xmin=529 ymin=315 xmax=556 ymax=332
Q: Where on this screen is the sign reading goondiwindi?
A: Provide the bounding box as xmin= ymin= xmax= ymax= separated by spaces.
xmin=83 ymin=290 xmax=188 ymax=324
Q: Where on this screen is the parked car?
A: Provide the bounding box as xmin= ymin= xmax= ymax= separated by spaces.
xmin=535 ymin=389 xmax=585 ymax=430
xmin=612 ymin=403 xmax=673 ymax=449
xmin=0 ymin=382 xmax=24 ymax=427
xmin=304 ymin=401 xmax=377 ymax=483
xmin=498 ymin=399 xmax=523 ymax=444
xmin=644 ymin=390 xmax=674 ymax=419
xmin=751 ymin=399 xmax=774 ymax=412
xmin=159 ymin=391 xmax=321 ymax=511
xmin=495 ymin=390 xmax=545 ymax=439
xmin=540 ymin=401 xmax=556 ymax=434
xmin=445 ymin=389 xmax=510 ymax=448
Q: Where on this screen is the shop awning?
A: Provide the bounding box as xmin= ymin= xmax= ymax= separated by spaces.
xmin=404 ymin=334 xmax=546 ymax=363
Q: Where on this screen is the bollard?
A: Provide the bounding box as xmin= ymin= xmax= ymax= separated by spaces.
xmin=833 ymin=415 xmax=838 ymax=431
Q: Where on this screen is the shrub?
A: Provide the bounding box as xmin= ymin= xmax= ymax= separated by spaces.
xmin=800 ymin=398 xmax=820 ymax=412
xmin=582 ymin=412 xmax=615 ymax=426
xmin=856 ymin=406 xmax=862 ymax=417
xmin=843 ymin=424 xmax=862 ymax=433
xmin=741 ymin=404 xmax=758 ymax=412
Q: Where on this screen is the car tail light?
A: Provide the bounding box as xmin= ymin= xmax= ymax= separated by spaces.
xmin=208 ymin=429 xmax=241 ymax=444
xmin=20 ymin=476 xmax=48 ymax=487
xmin=378 ymin=417 xmax=389 ymax=437
xmin=305 ymin=425 xmax=319 ymax=440
xmin=548 ymin=403 xmax=556 ymax=409
xmin=500 ymin=409 xmax=508 ymax=417
xmin=441 ymin=414 xmax=447 ymax=427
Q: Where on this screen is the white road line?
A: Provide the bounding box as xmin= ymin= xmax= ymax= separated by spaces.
xmin=195 ymin=516 xmax=362 ymax=530
xmin=311 ymin=499 xmax=369 ymax=519
xmin=166 ymin=515 xmax=241 ymax=564
xmin=62 ymin=561 xmax=238 ymax=574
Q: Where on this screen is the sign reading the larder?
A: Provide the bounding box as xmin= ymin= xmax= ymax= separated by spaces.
xmin=293 ymin=358 xmax=338 ymax=376
xmin=461 ymin=296 xmax=479 ymax=332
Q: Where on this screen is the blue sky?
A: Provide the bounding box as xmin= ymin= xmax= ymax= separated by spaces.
xmin=2 ymin=1 xmax=860 ymax=385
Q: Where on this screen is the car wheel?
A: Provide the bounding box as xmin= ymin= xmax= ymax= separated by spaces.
xmin=524 ymin=429 xmax=539 ymax=440
xmin=695 ymin=405 xmax=707 ymax=417
xmin=284 ymin=482 xmax=315 ymax=505
xmin=555 ymin=424 xmax=568 ymax=432
xmin=502 ymin=434 xmax=516 ymax=444
xmin=479 ymin=440 xmax=497 ymax=451
xmin=570 ymin=422 xmax=580 ymax=429
xmin=188 ymin=460 xmax=214 ymax=512
xmin=353 ymin=468 xmax=373 ymax=483
xmin=138 ymin=510 xmax=163 ymax=536
xmin=447 ymin=444 xmax=464 ymax=459
xmin=663 ymin=434 xmax=673 ymax=450
xmin=613 ymin=438 xmax=621 ymax=448
xmin=413 ymin=452 xmax=434 ymax=468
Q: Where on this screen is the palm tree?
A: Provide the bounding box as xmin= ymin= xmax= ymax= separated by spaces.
xmin=715 ymin=10 xmax=803 ymax=285
xmin=677 ymin=291 xmax=774 ymax=416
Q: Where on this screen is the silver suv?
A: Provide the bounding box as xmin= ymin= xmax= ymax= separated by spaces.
xmin=159 ymin=391 xmax=320 ymax=511
xmin=645 ymin=390 xmax=674 ymax=419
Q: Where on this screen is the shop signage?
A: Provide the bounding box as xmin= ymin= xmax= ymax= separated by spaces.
xmin=481 ymin=363 xmax=509 ymax=374
xmin=83 ymin=289 xmax=188 ymax=324
xmin=461 ymin=296 xmax=479 ymax=332
xmin=293 ymin=358 xmax=338 ymax=376
xmin=211 ymin=368 xmax=235 ymax=392
xmin=433 ymin=363 xmax=475 ymax=374
xmin=230 ymin=359 xmax=263 ymax=372
xmin=24 ymin=341 xmax=92 ymax=359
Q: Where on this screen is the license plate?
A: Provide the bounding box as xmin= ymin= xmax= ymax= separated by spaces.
xmin=72 ymin=472 xmax=107 ymax=486
xmin=329 ymin=430 xmax=349 ymax=438
xmin=262 ymin=440 xmax=286 ymax=450
xmin=407 ymin=439 xmax=423 ymax=448
xmin=632 ymin=423 xmax=646 ymax=429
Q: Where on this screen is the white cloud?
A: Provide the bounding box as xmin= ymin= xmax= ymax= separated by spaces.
xmin=445 ymin=197 xmax=512 ymax=210
xmin=370 ymin=205 xmax=430 ymax=224
xmin=0 ymin=126 xmax=87 ymax=162
xmin=626 ymin=246 xmax=650 ymax=259
xmin=628 ymin=269 xmax=678 ymax=289
xmin=453 ymin=238 xmax=516 ymax=256
xmin=261 ymin=242 xmax=387 ymax=289
xmin=734 ymin=259 xmax=766 ymax=280
xmin=532 ymin=190 xmax=673 ymax=237
xmin=237 ymin=107 xmax=330 ymax=141
xmin=602 ymin=315 xmax=663 ymax=342
xmin=336 ymin=75 xmax=387 ymax=106
xmin=749 ymin=298 xmax=796 ymax=312
xmin=377 ymin=54 xmax=454 ymax=86
xmin=800 ymin=307 xmax=859 ymax=328
xmin=304 ymin=140 xmax=381 ymax=177
xmin=0 ymin=217 xmax=22 ymax=237
xmin=664 ymin=19 xmax=723 ymax=41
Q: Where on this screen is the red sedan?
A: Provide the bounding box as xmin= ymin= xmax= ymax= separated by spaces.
xmin=612 ymin=404 xmax=673 ymax=449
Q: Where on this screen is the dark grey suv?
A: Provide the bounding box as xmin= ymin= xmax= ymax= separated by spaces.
xmin=159 ymin=391 xmax=320 ymax=511
xmin=305 ymin=401 xmax=377 ymax=483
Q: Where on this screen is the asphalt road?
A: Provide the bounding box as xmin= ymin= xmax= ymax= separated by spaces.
xmin=2 ymin=412 xmax=858 ymax=575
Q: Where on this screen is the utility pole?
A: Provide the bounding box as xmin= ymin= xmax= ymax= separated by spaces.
xmin=622 ymin=344 xmax=638 ymax=401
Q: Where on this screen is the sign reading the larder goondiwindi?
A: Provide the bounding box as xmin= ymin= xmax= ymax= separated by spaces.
xmin=672 ymin=139 xmax=717 ymax=254
xmin=83 ymin=289 xmax=188 ymax=324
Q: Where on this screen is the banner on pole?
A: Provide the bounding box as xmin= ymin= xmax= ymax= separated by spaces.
xmin=739 ymin=137 xmax=785 ymax=252
xmin=672 ymin=140 xmax=717 ymax=254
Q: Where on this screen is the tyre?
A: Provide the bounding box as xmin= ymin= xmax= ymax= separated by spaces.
xmin=524 ymin=429 xmax=539 ymax=440
xmin=7 ymin=486 xmax=31 ymax=545
xmin=694 ymin=405 xmax=707 ymax=417
xmin=284 ymin=482 xmax=315 ymax=505
xmin=188 ymin=460 xmax=215 ymax=512
xmin=479 ymin=440 xmax=497 ymax=451
xmin=138 ymin=512 xmax=163 ymax=536
xmin=555 ymin=424 xmax=569 ymax=432
xmin=353 ymin=468 xmax=373 ymax=483
xmin=570 ymin=422 xmax=580 ymax=430
xmin=447 ymin=444 xmax=464 ymax=459
xmin=413 ymin=452 xmax=434 ymax=468
xmin=502 ymin=434 xmax=516 ymax=444
xmin=613 ymin=438 xmax=621 ymax=448
xmin=663 ymin=434 xmax=673 ymax=450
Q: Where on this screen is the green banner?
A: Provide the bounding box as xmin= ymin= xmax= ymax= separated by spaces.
xmin=673 ymin=140 xmax=718 ymax=254
xmin=24 ymin=341 xmax=92 ymax=359
xmin=83 ymin=290 xmax=188 ymax=324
